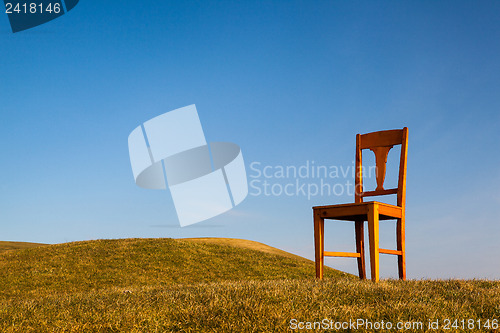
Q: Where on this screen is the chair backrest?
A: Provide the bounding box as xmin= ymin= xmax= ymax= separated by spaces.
xmin=355 ymin=127 xmax=408 ymax=208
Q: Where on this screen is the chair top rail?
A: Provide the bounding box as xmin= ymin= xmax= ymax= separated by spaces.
xmin=359 ymin=129 xmax=404 ymax=150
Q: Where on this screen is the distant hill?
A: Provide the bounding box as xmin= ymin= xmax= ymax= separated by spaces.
xmin=0 ymin=241 xmax=47 ymax=253
xmin=0 ymin=238 xmax=348 ymax=296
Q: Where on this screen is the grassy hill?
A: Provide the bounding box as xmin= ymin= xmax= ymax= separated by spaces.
xmin=0 ymin=238 xmax=498 ymax=332
xmin=0 ymin=238 xmax=348 ymax=297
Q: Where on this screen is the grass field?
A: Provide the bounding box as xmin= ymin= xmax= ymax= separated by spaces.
xmin=0 ymin=238 xmax=498 ymax=332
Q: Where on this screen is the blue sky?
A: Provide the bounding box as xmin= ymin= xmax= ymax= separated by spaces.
xmin=1 ymin=1 xmax=499 ymax=279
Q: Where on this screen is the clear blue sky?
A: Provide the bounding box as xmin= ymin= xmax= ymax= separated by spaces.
xmin=1 ymin=1 xmax=499 ymax=279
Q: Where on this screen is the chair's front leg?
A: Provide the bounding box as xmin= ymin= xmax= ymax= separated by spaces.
xmin=313 ymin=211 xmax=324 ymax=279
xmin=397 ymin=217 xmax=406 ymax=280
xmin=367 ymin=204 xmax=380 ymax=282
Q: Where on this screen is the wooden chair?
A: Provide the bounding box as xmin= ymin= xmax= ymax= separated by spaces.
xmin=313 ymin=127 xmax=408 ymax=282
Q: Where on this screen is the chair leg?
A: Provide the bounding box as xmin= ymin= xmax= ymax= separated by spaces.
xmin=397 ymin=217 xmax=406 ymax=280
xmin=367 ymin=204 xmax=380 ymax=282
xmin=355 ymin=220 xmax=366 ymax=279
xmin=313 ymin=212 xmax=324 ymax=279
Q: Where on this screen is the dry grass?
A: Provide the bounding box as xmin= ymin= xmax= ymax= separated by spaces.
xmin=182 ymin=237 xmax=309 ymax=261
xmin=0 ymin=238 xmax=498 ymax=332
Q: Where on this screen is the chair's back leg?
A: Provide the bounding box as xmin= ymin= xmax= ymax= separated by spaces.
xmin=355 ymin=220 xmax=366 ymax=279
xmin=397 ymin=217 xmax=406 ymax=280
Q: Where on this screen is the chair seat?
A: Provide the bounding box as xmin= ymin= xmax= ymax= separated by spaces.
xmin=313 ymin=201 xmax=402 ymax=221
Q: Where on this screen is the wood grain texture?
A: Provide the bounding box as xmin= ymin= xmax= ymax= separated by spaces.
xmin=379 ymin=248 xmax=403 ymax=255
xmin=313 ymin=212 xmax=324 ymax=279
xmin=359 ymin=129 xmax=403 ymax=150
xmin=369 ymin=146 xmax=393 ymax=191
xmin=368 ymin=204 xmax=380 ymax=282
xmin=324 ymin=251 xmax=361 ymax=258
